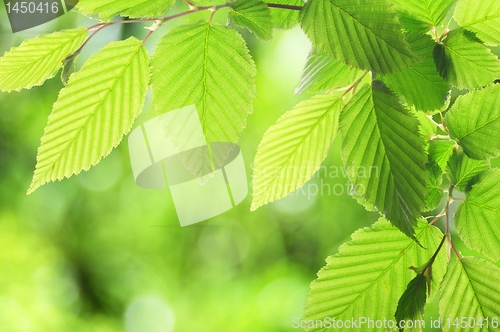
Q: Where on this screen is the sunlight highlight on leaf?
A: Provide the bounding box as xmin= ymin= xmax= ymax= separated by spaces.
xmin=0 ymin=28 xmax=87 ymax=92
xmin=28 ymin=37 xmax=150 ymax=194
xmin=151 ymin=22 xmax=257 ymax=145
xmin=251 ymin=94 xmax=342 ymax=210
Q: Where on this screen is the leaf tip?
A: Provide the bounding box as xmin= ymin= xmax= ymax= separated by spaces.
xmin=26 ymin=181 xmax=40 ymax=195
xmin=250 ymin=200 xmax=260 ymax=212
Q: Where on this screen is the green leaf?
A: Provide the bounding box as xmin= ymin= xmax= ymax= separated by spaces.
xmin=380 ymin=33 xmax=450 ymax=112
xmin=340 ymin=82 xmax=428 ymax=238
xmin=251 ymin=94 xmax=342 ymax=210
xmin=415 ymin=112 xmax=437 ymax=139
xmin=265 ymin=0 xmax=303 ymax=30
xmin=454 ymin=0 xmax=500 ymax=45
xmin=447 ymin=149 xmax=489 ymax=192
xmin=434 ymin=29 xmax=500 ymax=89
xmin=429 ymin=139 xmax=455 ymax=173
xmin=229 ymin=0 xmax=273 ymax=40
xmin=422 ymin=131 xmax=453 ymax=213
xmin=0 ymin=28 xmax=87 ymax=92
xmin=445 ymin=84 xmax=500 ymax=160
xmin=295 ymin=49 xmax=362 ymax=95
xmin=424 ymin=160 xmax=443 ymax=212
xmin=423 ymin=134 xmax=451 ymax=213
xmin=76 ymin=0 xmax=175 ymax=20
xmin=454 ymin=169 xmax=500 ymax=261
xmin=394 ymin=274 xmax=427 ymax=332
xmin=305 ymin=218 xmax=446 ymax=332
xmin=390 ymin=0 xmax=454 ymax=27
xmin=28 ymin=37 xmax=150 ymax=194
xmin=439 ymin=257 xmax=500 ymax=332
xmin=299 ymin=0 xmax=417 ymax=74
xmin=151 ymin=22 xmax=256 ymax=145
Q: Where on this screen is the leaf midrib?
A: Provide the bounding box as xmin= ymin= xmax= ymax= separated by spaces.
xmin=458 ymin=259 xmax=489 ymax=321
xmin=461 ymin=12 xmax=500 ymax=27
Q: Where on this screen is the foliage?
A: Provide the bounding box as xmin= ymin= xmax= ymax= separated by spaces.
xmin=305 ymin=219 xmax=446 ymax=331
xmin=1 ymin=0 xmax=500 ymax=331
xmin=0 ymin=28 xmax=87 ymax=92
xmin=28 ymin=37 xmax=150 ymax=194
xmin=251 ymin=94 xmax=342 ymax=210
xmin=440 ymin=257 xmax=500 ymax=332
xmin=339 ymin=82 xmax=428 ymax=239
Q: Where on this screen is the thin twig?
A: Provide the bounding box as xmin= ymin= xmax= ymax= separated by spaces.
xmin=183 ymin=0 xmax=196 ymax=9
xmin=267 ymin=3 xmax=303 ymax=10
xmin=341 ymin=71 xmax=368 ymax=98
xmin=450 ymin=239 xmax=461 ymax=259
xmin=430 ymin=134 xmax=451 ymax=140
xmin=445 ymin=186 xmax=453 ymax=234
xmin=424 ymin=234 xmax=447 ymax=272
xmin=142 ymin=29 xmax=155 ymax=43
xmin=76 ymin=3 xmax=301 ymax=62
xmin=73 ymin=23 xmax=108 ymax=56
xmin=428 ymin=206 xmax=447 ymax=226
xmin=444 ymin=186 xmax=462 ymax=259
xmin=81 ymin=4 xmax=231 ymax=54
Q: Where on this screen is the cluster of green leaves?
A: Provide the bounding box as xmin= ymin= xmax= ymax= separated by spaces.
xmin=0 ymin=0 xmax=291 ymax=192
xmin=248 ymin=0 xmax=500 ymax=330
xmin=1 ymin=0 xmax=500 ymax=330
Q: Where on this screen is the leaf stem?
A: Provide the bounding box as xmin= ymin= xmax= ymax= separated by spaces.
xmin=413 ymin=233 xmax=446 ymax=288
xmin=424 ymin=184 xmax=461 ymax=275
xmin=86 ymin=19 xmax=154 ymax=32
xmin=142 ymin=28 xmax=156 ymax=44
xmin=439 ymin=112 xmax=448 ymax=133
xmin=428 ymin=206 xmax=446 ymax=226
xmin=430 ymin=134 xmax=451 ymax=140
xmin=449 ymin=237 xmax=461 ymax=259
xmin=70 ymin=23 xmax=108 ymax=58
xmin=427 ymin=234 xmax=447 ymax=269
xmin=340 ymin=71 xmax=369 ymax=98
xmin=444 ymin=185 xmax=462 ymax=259
xmin=183 ymin=0 xmax=196 ymax=9
xmin=445 ymin=185 xmax=453 ymax=234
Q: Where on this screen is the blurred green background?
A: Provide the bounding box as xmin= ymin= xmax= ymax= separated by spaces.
xmin=0 ymin=2 xmax=499 ymax=332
